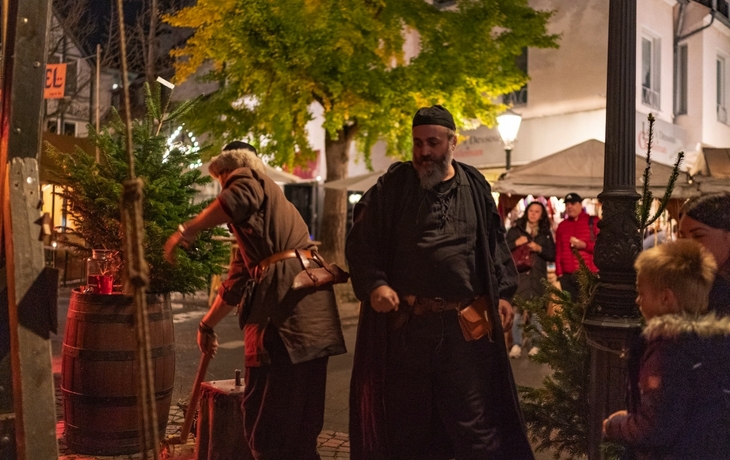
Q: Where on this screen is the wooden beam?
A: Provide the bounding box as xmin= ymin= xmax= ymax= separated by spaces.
xmin=1 ymin=0 xmax=59 ymax=458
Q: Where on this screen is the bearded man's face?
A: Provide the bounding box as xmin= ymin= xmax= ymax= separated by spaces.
xmin=412 ymin=125 xmax=455 ymax=189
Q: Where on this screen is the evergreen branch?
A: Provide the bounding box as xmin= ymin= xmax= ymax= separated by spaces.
xmin=637 ymin=113 xmax=654 ymax=230
xmin=644 ymin=151 xmax=684 ymax=228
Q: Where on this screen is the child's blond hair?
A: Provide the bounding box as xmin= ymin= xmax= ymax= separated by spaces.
xmin=634 ymin=239 xmax=717 ymax=314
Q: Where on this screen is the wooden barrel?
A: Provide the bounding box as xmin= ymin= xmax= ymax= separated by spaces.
xmin=61 ymin=288 xmax=175 ymax=455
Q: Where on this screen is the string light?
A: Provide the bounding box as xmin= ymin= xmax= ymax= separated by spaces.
xmin=163 ymin=124 xmax=200 ymax=165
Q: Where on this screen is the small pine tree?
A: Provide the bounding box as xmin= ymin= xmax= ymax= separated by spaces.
xmin=46 ymin=82 xmax=228 ymax=294
xmin=518 ymin=255 xmax=596 ymax=459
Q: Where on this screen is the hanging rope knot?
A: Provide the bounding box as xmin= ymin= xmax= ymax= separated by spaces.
xmin=122 ymin=178 xmax=144 ymax=201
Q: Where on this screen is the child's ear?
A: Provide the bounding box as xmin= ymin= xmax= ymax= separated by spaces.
xmin=661 ymin=288 xmax=680 ymax=312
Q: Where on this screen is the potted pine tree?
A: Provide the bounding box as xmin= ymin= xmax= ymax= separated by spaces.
xmin=47 ymin=83 xmax=228 ymax=455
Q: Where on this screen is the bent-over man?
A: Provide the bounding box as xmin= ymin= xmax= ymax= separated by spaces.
xmin=165 ymin=141 xmax=346 ymax=460
xmin=346 ymin=105 xmax=534 ymax=460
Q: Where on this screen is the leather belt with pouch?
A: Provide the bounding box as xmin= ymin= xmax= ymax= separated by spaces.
xmin=456 ymin=296 xmax=493 ymax=342
xmin=254 ymin=248 xmax=349 ymax=290
xmin=390 ymin=295 xmax=493 ymax=342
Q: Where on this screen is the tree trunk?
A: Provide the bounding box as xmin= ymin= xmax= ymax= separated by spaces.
xmin=318 ymin=125 xmax=356 ymax=267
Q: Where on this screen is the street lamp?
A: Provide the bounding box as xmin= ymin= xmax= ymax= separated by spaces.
xmin=496 ymin=109 xmax=522 ymax=170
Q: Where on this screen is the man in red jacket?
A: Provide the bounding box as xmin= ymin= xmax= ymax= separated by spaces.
xmin=555 ymin=193 xmax=599 ymax=301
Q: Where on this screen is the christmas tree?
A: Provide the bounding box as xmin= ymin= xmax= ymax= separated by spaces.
xmin=46 ymin=82 xmax=228 ymax=294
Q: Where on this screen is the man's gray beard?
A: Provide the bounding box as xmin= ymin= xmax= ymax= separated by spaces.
xmin=416 ymin=155 xmax=451 ymax=189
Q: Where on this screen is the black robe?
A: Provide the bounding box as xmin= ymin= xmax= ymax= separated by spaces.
xmin=346 ymin=161 xmax=534 ymax=460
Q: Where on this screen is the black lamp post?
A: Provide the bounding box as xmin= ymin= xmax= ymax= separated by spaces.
xmin=585 ymin=0 xmax=643 ymax=458
xmin=496 ymin=109 xmax=522 ymax=170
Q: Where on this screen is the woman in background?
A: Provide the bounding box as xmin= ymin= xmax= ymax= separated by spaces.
xmin=506 ymin=201 xmax=555 ymax=358
xmin=678 ymin=192 xmax=730 ymax=316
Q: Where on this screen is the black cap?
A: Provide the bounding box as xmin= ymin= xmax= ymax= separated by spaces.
xmin=564 ymin=193 xmax=583 ymax=203
xmin=223 ymin=141 xmax=257 ymax=155
xmin=412 ymin=105 xmax=456 ymax=131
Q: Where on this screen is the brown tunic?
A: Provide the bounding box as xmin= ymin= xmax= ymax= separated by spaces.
xmin=216 ymin=167 xmax=346 ymax=366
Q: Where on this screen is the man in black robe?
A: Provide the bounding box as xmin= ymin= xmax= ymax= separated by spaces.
xmin=346 ymin=105 xmax=534 ymax=459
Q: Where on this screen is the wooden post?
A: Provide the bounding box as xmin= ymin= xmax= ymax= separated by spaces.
xmin=0 ymin=0 xmax=59 ymax=459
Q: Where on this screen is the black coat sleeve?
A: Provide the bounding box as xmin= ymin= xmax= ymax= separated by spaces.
xmin=505 ymin=225 xmax=522 ymax=251
xmin=345 ymin=164 xmax=405 ymax=302
xmin=536 ymin=231 xmax=556 ymax=263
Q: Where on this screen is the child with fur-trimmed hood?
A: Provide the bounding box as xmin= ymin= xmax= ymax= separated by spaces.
xmin=603 ymin=239 xmax=730 ymax=459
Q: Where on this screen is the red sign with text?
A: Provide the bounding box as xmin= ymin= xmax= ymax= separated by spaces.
xmin=44 ymin=63 xmax=66 ymax=99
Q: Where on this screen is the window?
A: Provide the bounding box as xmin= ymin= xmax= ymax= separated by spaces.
xmin=718 ymin=56 xmax=727 ymax=124
xmin=675 ymin=44 xmax=688 ymax=115
xmin=65 ymin=60 xmax=77 ymax=95
xmin=641 ymin=35 xmax=661 ymax=109
xmin=63 ymin=122 xmax=76 ymax=137
xmin=47 ymin=120 xmax=58 ymax=133
xmin=504 ymin=48 xmax=528 ymax=106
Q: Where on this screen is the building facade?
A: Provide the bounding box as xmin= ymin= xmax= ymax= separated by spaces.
xmin=336 ymin=0 xmax=730 ymax=179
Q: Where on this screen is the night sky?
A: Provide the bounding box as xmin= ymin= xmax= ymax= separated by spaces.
xmin=85 ymin=0 xmax=144 ymax=48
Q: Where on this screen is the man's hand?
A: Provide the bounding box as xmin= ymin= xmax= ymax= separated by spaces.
xmin=164 ymin=232 xmax=183 ymax=264
xmin=498 ymin=299 xmax=514 ymax=330
xmin=569 ymin=236 xmax=587 ymax=250
xmin=197 ymin=326 xmax=219 ymax=357
xmin=164 ymin=226 xmax=195 ymax=264
xmin=370 ymin=285 xmax=400 ymax=313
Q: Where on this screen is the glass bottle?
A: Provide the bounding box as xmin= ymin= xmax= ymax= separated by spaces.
xmin=86 ymin=249 xmax=116 ymax=294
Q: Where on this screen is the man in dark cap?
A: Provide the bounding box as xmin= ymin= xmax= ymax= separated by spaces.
xmin=347 ymin=105 xmax=534 ymax=459
xmin=555 ymin=192 xmax=600 ymax=301
xmin=164 ymin=141 xmax=346 ymax=459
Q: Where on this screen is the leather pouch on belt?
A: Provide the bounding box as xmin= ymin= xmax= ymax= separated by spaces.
xmin=457 ymin=296 xmax=493 ymax=342
xmin=291 ymin=250 xmax=350 ymax=290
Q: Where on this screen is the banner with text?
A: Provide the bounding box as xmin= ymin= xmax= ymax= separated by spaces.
xmin=44 ymin=63 xmax=66 ymax=99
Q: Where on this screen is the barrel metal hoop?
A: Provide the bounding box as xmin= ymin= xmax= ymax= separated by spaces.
xmin=67 ymin=310 xmax=171 ymax=323
xmin=60 ymin=386 xmax=174 ymax=406
xmin=62 ymin=343 xmax=175 ymax=361
xmin=64 ymin=421 xmax=168 ymax=440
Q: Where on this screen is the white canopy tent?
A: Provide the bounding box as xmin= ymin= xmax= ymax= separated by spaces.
xmin=198 ymin=161 xmax=303 ymax=184
xmin=492 ymin=139 xmax=701 ymax=199
xmin=689 ymin=147 xmax=730 ymax=194
xmin=323 ymin=170 xmax=385 ymax=192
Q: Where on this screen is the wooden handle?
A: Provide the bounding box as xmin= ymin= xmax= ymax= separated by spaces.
xmin=178 ymin=352 xmax=212 ymax=443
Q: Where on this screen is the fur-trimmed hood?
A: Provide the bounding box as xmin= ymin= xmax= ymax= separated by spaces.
xmin=643 ymin=313 xmax=730 ymax=341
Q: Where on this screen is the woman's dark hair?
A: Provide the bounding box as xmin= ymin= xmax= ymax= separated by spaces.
xmin=515 ymin=201 xmax=552 ymax=234
xmin=679 ymin=192 xmax=730 ymax=231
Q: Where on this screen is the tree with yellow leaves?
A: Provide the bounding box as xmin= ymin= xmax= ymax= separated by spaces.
xmin=165 ymin=0 xmax=558 ymax=265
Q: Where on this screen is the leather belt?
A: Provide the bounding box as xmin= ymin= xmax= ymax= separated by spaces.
xmin=402 ymin=295 xmax=473 ymax=315
xmin=257 ymin=249 xmax=315 ymax=273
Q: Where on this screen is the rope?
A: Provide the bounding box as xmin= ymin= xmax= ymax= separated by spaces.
xmin=114 ymin=1 xmax=158 ymax=458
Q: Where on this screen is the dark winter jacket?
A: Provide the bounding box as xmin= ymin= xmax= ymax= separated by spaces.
xmin=555 ymin=211 xmax=599 ymax=275
xmin=604 ymin=313 xmax=730 ymax=460
xmin=217 ymin=167 xmax=346 ymax=367
xmin=506 ymin=220 xmax=555 ymax=301
xmin=708 ymin=265 xmax=730 ymax=317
